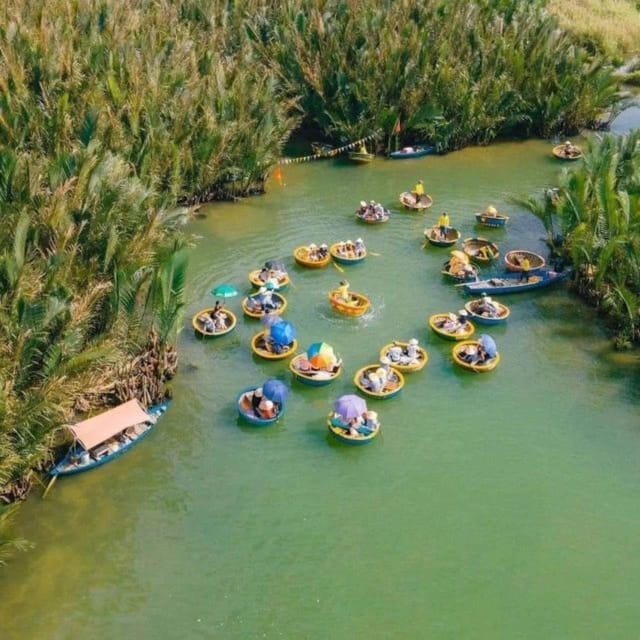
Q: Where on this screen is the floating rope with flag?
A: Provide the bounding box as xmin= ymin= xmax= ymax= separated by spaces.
xmin=277 ymin=130 xmax=382 ymax=165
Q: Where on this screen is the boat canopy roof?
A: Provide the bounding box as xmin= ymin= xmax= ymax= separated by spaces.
xmin=69 ymin=399 xmax=149 ymax=450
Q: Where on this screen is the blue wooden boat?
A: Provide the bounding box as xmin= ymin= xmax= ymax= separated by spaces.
xmin=462 ymin=269 xmax=571 ymax=295
xmin=389 ymin=146 xmax=435 ymax=159
xmin=327 ymin=413 xmax=380 ymax=445
xmin=237 ymin=386 xmax=284 ymax=426
xmin=475 ymin=210 xmax=509 ymax=228
xmin=50 ymin=399 xmax=170 ymax=477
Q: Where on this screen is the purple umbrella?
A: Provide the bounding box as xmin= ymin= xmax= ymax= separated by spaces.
xmin=270 ymin=321 xmax=296 ymax=346
xmin=334 ymin=394 xmax=367 ymax=421
xmin=479 ymin=334 xmax=497 ymax=357
xmin=261 ymin=312 xmax=282 ymax=328
xmin=263 ymin=379 xmax=289 ymax=405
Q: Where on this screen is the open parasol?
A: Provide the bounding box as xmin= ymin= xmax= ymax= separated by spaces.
xmin=270 ymin=321 xmax=296 ymax=346
xmin=479 ymin=334 xmax=497 ymax=357
xmin=262 ymin=379 xmax=289 ymax=405
xmin=334 ymin=394 xmax=367 ymax=421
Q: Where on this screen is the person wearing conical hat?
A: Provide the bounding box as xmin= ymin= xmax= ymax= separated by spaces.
xmin=437 ymin=211 xmax=450 ymax=240
xmin=412 ymin=179 xmax=425 ymax=204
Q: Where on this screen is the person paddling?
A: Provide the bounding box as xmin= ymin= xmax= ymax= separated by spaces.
xmin=412 ymin=180 xmax=425 ymax=204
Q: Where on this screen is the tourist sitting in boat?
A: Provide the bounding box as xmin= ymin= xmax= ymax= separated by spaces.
xmin=337 ymin=280 xmax=352 ymax=303
xmin=484 ymin=205 xmax=498 ymax=217
xmin=307 ymin=243 xmax=319 ymax=260
xmin=476 ymin=293 xmax=499 ymax=316
xmin=412 ymin=180 xmax=425 ymax=204
xmin=258 ymin=397 xmax=276 ymax=419
xmin=562 ymin=140 xmax=579 ymax=158
xmin=362 ymin=410 xmax=379 ymax=431
xmin=459 ymin=342 xmax=489 ymax=365
xmin=403 ymin=338 xmax=421 ymax=364
xmin=354 ymin=238 xmax=366 ymax=256
xmin=258 ymin=266 xmax=270 ymax=282
xmin=213 ymin=312 xmax=228 ymax=331
xmin=318 ymin=243 xmax=329 ymax=259
xmin=364 ymin=371 xmax=383 ymax=393
xmin=199 ymin=313 xmax=216 ymax=333
xmin=357 ymin=200 xmax=368 ymax=216
xmin=251 ymin=387 xmax=263 ymax=413
xmin=437 ymin=212 xmax=450 ymax=240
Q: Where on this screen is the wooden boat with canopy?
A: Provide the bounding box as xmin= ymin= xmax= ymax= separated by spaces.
xmin=293 ymin=245 xmax=330 ymax=269
xmin=400 ymin=192 xmax=433 ymax=211
xmin=429 ymin=313 xmax=475 ymax=340
xmin=354 ymin=364 xmax=405 ymax=399
xmin=192 ymin=308 xmax=237 ymax=337
xmin=425 ymin=226 xmax=460 ymax=247
xmin=50 ymin=399 xmax=169 ymax=477
xmin=378 ymin=341 xmax=428 ymax=373
xmin=504 ymin=250 xmax=545 ymax=272
xmin=241 ymin=292 xmax=287 ymax=319
xmin=327 ymin=413 xmax=380 ymax=445
xmin=328 ymin=289 xmax=371 ymax=316
xmin=462 ymin=237 xmax=499 ymax=263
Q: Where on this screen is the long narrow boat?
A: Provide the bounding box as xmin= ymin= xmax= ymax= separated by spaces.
xmin=241 ymin=292 xmax=287 ymax=319
xmin=329 ymin=242 xmax=367 ymax=265
xmin=389 ymin=145 xmax=435 ymax=159
xmin=327 ymin=413 xmax=380 ymax=445
xmin=328 ymin=289 xmax=371 ymax=316
xmin=504 ymin=250 xmax=546 ymax=272
xmin=50 ymin=399 xmax=170 ymax=477
xmin=462 ymin=237 xmax=499 ymax=263
xmin=429 ymin=313 xmax=475 ymax=340
xmin=354 ymin=365 xmax=405 ymax=399
xmin=378 ymin=341 xmax=428 ymax=373
xmin=356 ymin=208 xmax=390 ymax=224
xmin=250 ymin=331 xmax=298 ymax=360
xmin=237 ymin=386 xmax=284 ymax=426
xmin=552 ymin=144 xmax=583 ymax=160
xmin=425 ymin=227 xmax=460 ymax=247
xmin=248 ymin=269 xmax=290 ymax=289
xmin=192 ymin=308 xmax=237 ymax=337
xmin=464 ymin=299 xmax=510 ymax=325
xmin=462 ymin=269 xmax=571 ymax=295
xmin=348 ymin=150 xmax=375 ymax=163
xmin=475 ymin=209 xmax=509 ymax=228
xmin=400 ymin=192 xmax=434 ymax=211
xmin=452 ymin=340 xmax=500 ymax=372
xmin=293 ymin=246 xmax=331 ymax=269
xmin=442 ymin=260 xmax=480 ymax=282
xmin=289 ymin=354 xmax=342 ymax=386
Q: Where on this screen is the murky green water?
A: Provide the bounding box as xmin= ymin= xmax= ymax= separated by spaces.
xmin=2 ymin=140 xmax=640 ymax=640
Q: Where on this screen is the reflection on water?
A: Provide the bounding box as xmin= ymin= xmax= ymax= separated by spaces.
xmin=2 ymin=139 xmax=640 ymax=639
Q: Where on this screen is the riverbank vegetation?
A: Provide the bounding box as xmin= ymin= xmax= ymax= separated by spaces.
xmin=0 ymin=0 xmax=624 ymax=563
xmin=523 ymin=132 xmax=640 ymax=347
xmin=548 ymin=0 xmax=640 ymax=61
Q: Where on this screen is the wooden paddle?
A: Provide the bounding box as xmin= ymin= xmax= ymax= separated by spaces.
xmin=332 ymin=261 xmax=345 ymax=273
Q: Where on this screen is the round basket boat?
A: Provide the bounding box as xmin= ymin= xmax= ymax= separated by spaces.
xmin=293 ymin=246 xmax=330 ymax=269
xmin=250 ymin=331 xmax=298 ymax=361
xmin=241 ymin=292 xmax=288 ymax=319
xmin=192 ymin=308 xmax=237 ymax=338
xmin=462 ymin=237 xmax=499 ymax=263
xmin=328 ymin=289 xmax=370 ymax=317
xmin=424 ymin=227 xmax=460 ymax=247
xmin=378 ymin=342 xmax=428 ymax=373
xmin=289 ymin=354 xmax=342 ymax=387
xmin=441 ymin=260 xmax=480 ymax=282
xmin=399 ymin=192 xmax=433 ymax=211
xmin=452 ymin=340 xmax=500 ymax=373
xmin=237 ymin=386 xmax=283 ymax=426
xmin=248 ymin=269 xmax=290 ymax=289
xmin=429 ymin=313 xmax=475 ymax=341
xmin=329 ymin=242 xmax=367 ymax=265
xmin=356 ymin=209 xmax=390 ymax=224
xmin=353 ymin=364 xmax=405 ymax=399
xmin=552 ymin=144 xmax=583 ymax=161
xmin=464 ymin=299 xmax=510 ymax=325
xmin=504 ymin=250 xmax=546 ymax=272
xmin=327 ymin=413 xmax=380 ymax=445
xmin=475 ymin=210 xmax=509 ymax=228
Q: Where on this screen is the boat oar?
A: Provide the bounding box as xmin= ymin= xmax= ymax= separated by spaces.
xmin=369 ymin=252 xmax=381 ymax=257
xmin=332 ymin=261 xmax=345 ymax=273
xmin=42 ymin=475 xmax=58 ymax=499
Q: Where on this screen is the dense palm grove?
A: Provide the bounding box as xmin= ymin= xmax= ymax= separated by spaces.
xmin=524 ymin=133 xmax=640 ymax=347
xmin=0 ymin=0 xmax=627 ymax=561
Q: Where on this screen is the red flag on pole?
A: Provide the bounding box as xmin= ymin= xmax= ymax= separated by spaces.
xmin=393 ymin=119 xmax=402 ymax=135
xmin=273 ymin=166 xmax=283 ymax=186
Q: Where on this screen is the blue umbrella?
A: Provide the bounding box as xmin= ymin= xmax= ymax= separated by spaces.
xmin=334 ymin=394 xmax=367 ymax=420
xmin=265 ymin=259 xmax=286 ymax=272
xmin=211 ymin=283 xmax=238 ymax=298
xmin=261 ymin=312 xmax=282 ymax=328
xmin=263 ymin=379 xmax=289 ymax=405
xmin=270 ymin=321 xmax=296 ymax=346
xmin=479 ymin=334 xmax=497 ymax=357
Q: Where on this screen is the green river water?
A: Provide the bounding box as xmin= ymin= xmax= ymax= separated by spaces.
xmin=2 ymin=139 xmax=640 ymax=640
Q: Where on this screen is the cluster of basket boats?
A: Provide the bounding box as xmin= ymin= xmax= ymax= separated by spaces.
xmin=191 ymin=192 xmax=570 ymax=446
